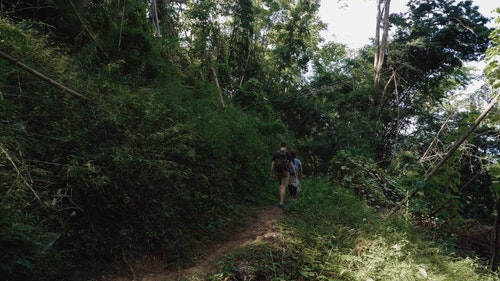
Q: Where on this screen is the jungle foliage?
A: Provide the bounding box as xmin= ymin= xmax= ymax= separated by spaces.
xmin=208 ymin=178 xmax=498 ymax=281
xmin=0 ymin=0 xmax=499 ymax=280
xmin=0 ymin=14 xmax=286 ymax=280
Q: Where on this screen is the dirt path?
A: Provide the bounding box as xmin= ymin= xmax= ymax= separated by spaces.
xmin=103 ymin=206 xmax=285 ymax=281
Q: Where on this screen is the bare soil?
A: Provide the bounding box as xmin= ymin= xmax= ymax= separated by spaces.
xmin=101 ymin=205 xmax=285 ymax=281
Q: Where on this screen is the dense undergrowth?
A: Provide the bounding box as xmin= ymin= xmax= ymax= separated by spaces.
xmin=207 ymin=177 xmax=499 ymax=281
xmin=0 ymin=18 xmax=289 ymax=280
xmin=1 ymin=4 xmax=499 ymax=280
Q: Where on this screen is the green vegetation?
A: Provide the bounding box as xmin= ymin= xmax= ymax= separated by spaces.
xmin=209 ymin=178 xmax=498 ymax=281
xmin=0 ymin=16 xmax=285 ymax=280
xmin=0 ymin=1 xmax=499 ymax=280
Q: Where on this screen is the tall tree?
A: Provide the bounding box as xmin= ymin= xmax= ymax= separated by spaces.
xmin=374 ymin=0 xmax=491 ymax=163
xmin=484 ymin=9 xmax=500 ymax=270
xmin=373 ymin=0 xmax=391 ymax=91
xmin=227 ymin=0 xmax=255 ymax=88
xmin=263 ymin=0 xmax=324 ymax=94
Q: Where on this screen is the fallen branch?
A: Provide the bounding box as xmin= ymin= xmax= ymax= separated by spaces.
xmin=0 ymin=50 xmax=87 ymax=100
xmin=211 ymin=67 xmax=226 ymax=109
xmin=389 ymin=91 xmax=500 ymax=216
xmin=0 ymin=143 xmax=41 ymax=203
xmin=424 ymin=91 xmax=499 ymax=182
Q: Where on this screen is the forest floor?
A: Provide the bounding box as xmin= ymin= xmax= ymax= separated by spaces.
xmin=101 ymin=205 xmax=285 ymax=281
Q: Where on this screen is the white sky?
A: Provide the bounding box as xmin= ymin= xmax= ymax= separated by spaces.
xmin=318 ymin=0 xmax=499 ymax=49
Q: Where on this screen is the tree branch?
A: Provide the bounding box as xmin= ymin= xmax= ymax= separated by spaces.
xmin=389 ymin=91 xmax=500 ymax=216
xmin=0 ymin=143 xmax=41 ymax=203
xmin=0 ymin=51 xmax=88 ymax=100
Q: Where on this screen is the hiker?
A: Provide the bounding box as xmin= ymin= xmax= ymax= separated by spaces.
xmin=288 ymin=151 xmax=303 ymax=198
xmin=270 ymin=141 xmax=297 ymax=208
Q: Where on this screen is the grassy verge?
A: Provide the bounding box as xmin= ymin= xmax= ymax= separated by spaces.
xmin=207 ymin=177 xmax=498 ymax=281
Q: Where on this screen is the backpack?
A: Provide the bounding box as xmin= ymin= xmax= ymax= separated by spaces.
xmin=274 ymin=150 xmax=289 ymax=173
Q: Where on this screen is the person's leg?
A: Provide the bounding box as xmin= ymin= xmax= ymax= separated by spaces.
xmin=279 ymin=183 xmax=286 ymax=206
xmin=289 ymin=178 xmax=297 ymax=198
xmin=279 ymin=172 xmax=290 ymax=206
xmin=277 ymin=173 xmax=285 ymax=206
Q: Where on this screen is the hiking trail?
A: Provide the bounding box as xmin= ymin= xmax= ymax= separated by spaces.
xmin=102 ymin=205 xmax=285 ymax=281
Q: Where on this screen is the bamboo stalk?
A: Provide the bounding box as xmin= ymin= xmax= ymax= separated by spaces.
xmin=0 ymin=50 xmax=87 ymax=100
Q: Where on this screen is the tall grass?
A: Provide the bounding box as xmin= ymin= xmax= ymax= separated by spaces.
xmin=209 ymin=177 xmax=499 ymax=281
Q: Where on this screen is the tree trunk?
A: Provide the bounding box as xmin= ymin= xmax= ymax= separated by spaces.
xmin=211 ymin=67 xmax=226 ymax=109
xmin=151 ymin=0 xmax=162 ymax=37
xmin=491 ymin=195 xmax=500 ymax=271
xmin=373 ymin=0 xmax=391 ymax=92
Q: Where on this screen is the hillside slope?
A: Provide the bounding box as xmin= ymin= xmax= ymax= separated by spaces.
xmin=103 ymin=206 xmax=286 ymax=281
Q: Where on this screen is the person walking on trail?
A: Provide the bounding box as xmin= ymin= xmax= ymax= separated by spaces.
xmin=288 ymin=151 xmax=303 ymax=199
xmin=270 ymin=142 xmax=297 ymax=208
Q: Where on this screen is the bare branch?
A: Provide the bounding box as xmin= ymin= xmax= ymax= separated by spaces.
xmin=0 ymin=143 xmax=41 ymax=203
xmin=0 ymin=51 xmax=88 ymax=100
xmin=450 ymin=17 xmax=477 ymax=35
xmin=389 ymin=90 xmax=500 ymax=216
xmin=166 ymin=0 xmax=188 ymax=3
